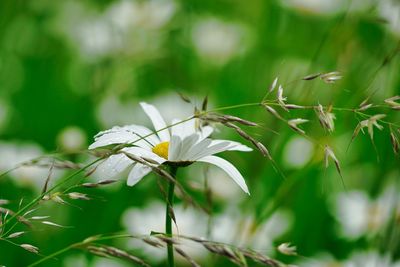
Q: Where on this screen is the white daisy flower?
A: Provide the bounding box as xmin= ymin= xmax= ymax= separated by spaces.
xmin=89 ymin=102 xmax=252 ymax=194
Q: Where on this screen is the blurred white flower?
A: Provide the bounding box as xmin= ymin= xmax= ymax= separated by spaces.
xmin=107 ymin=0 xmax=176 ymax=31
xmin=55 ymin=0 xmax=176 ymax=61
xmin=96 ymin=96 xmax=140 ymax=128
xmin=90 ymin=102 xmax=252 ymax=194
xmin=122 ymin=201 xmax=292 ymax=263
xmin=191 ymin=18 xmax=251 ymax=66
xmin=283 ymin=136 xmax=314 ymax=168
xmin=379 ymin=0 xmax=400 ymax=37
xmin=210 ymin=207 xmax=292 ymax=253
xmin=297 ymin=250 xmax=400 ymax=267
xmin=57 ymin=126 xmax=87 ymax=151
xmin=0 ymin=141 xmax=57 ymax=191
xmin=344 ymin=250 xmax=399 ymax=267
xmin=74 ymin=18 xmax=121 ymax=59
xmin=203 ymin=167 xmax=243 ymax=201
xmin=122 ymin=201 xmax=207 ymax=263
xmin=332 ymin=184 xmax=399 ymax=239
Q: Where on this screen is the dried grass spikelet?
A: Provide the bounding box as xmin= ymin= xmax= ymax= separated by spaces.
xmin=30 ymin=216 xmax=50 ymax=220
xmin=324 ymin=146 xmax=341 ymax=173
xmin=68 ymin=192 xmax=90 ymax=200
xmin=202 ymin=242 xmax=246 ymax=266
xmin=262 ymin=104 xmax=283 ymax=120
xmin=0 ymin=199 xmax=10 ymax=206
xmin=181 ymin=235 xmax=284 ymax=267
xmin=80 ymin=179 xmax=118 ymax=188
xmin=384 ymin=95 xmax=400 ymax=110
xmin=389 ymin=127 xmax=399 ymax=154
xmin=42 ymin=193 xmax=68 ymax=205
xmin=7 ymin=231 xmax=25 ymax=239
xmin=199 ymin=112 xmax=271 ymax=159
xmin=41 ymin=221 xmax=72 ymax=228
xmin=285 ymin=104 xmax=305 ymax=110
xmin=277 ymin=85 xmax=288 ymax=111
xmin=86 ymin=245 xmax=151 ymax=267
xmin=262 ymin=77 xmax=279 ymax=102
xmin=0 ymin=207 xmax=32 ymax=228
xmin=315 ymin=104 xmax=335 ymax=132
xmin=177 ymin=92 xmax=192 ymax=103
xmin=320 ymin=71 xmax=342 ymax=84
xmin=288 ymin=118 xmax=308 ymax=135
xmin=28 ymin=214 xmax=71 ymax=228
xmin=142 ymin=237 xmax=164 ymax=248
xmin=223 ymin=122 xmax=272 ymax=159
xmin=353 ymin=114 xmax=386 ymax=141
xmin=358 ymin=97 xmax=373 ymax=111
xmin=277 ymin=242 xmax=297 ymax=256
xmin=23 ymin=158 xmax=82 ymax=170
xmin=175 ymin=247 xmax=201 ymax=267
xmin=20 ymin=244 xmax=39 ymax=254
xmin=221 ymin=115 xmax=258 ymax=126
xmin=201 ymin=113 xmax=258 ymax=127
xmin=269 ymin=77 xmax=278 ymax=93
xmin=123 ymin=152 xmax=207 ymax=213
xmin=324 ymin=145 xmax=345 ymax=188
xmin=302 ymin=73 xmax=321 ymax=81
xmin=142 ymin=234 xmax=200 ymax=267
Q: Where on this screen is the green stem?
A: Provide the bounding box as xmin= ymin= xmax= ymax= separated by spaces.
xmin=165 ymin=166 xmax=178 ymax=267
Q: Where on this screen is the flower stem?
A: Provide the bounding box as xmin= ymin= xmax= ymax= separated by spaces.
xmin=166 ymin=166 xmax=178 ymax=267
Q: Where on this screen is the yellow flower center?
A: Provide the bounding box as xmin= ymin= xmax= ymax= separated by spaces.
xmin=152 ymin=141 xmax=169 ymax=160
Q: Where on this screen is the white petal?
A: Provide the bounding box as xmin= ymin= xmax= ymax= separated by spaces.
xmin=89 ymin=132 xmax=150 ymax=150
xmin=189 ymin=141 xmax=231 ymax=161
xmin=200 ymin=125 xmax=213 ymax=139
xmin=171 ymin=118 xmax=196 ymax=139
xmin=211 ymin=140 xmax=253 ymax=152
xmin=197 ymin=155 xmax=249 ymax=195
xmin=184 ymin=138 xmax=212 ymax=161
xmin=90 ymin=124 xmax=159 ymax=149
xmin=127 ymin=163 xmax=152 ymax=186
xmin=191 ymin=140 xmax=252 ymax=160
xmin=96 ymin=154 xmax=132 ymax=179
xmin=123 ymin=147 xmax=166 ymax=164
xmin=176 ymin=134 xmax=200 ymax=160
xmin=168 ymin=135 xmax=182 ymax=161
xmin=140 ymin=102 xmax=170 ymax=142
xmin=120 ymin=124 xmax=160 ymax=145
xmin=171 ymin=119 xmax=183 ymax=138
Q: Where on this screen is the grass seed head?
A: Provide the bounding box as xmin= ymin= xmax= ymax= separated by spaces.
xmin=68 ymin=192 xmax=90 ymax=200
xmin=288 ymin=119 xmax=308 ymax=135
xmin=320 ymin=71 xmax=342 ymax=83
xmin=7 ymin=231 xmax=25 ymax=239
xmin=384 ymin=95 xmax=400 ymax=110
xmin=302 ymin=73 xmax=321 ymax=80
xmin=20 ymin=244 xmax=39 ymax=254
xmin=277 ymin=242 xmax=297 ymax=256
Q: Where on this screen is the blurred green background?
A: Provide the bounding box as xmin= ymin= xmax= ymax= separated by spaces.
xmin=0 ymin=0 xmax=399 ymax=266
